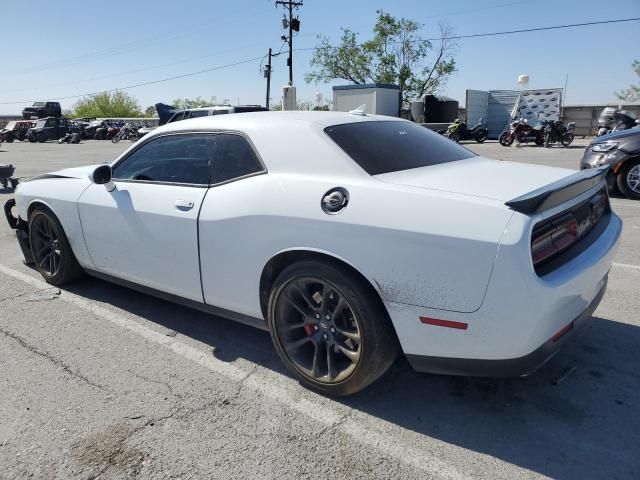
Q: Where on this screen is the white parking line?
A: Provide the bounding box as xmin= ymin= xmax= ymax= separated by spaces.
xmin=611 ymin=202 xmax=640 ymax=208
xmin=0 ymin=263 xmax=468 ymax=480
xmin=613 ymin=262 xmax=640 ymax=271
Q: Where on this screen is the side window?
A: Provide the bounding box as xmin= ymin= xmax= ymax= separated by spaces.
xmin=212 ymin=134 xmax=263 ymax=184
xmin=168 ymin=112 xmax=185 ymax=123
xmin=113 ymin=134 xmax=215 ymax=185
xmin=212 ymin=110 xmax=229 ymax=115
xmin=45 ymin=119 xmax=55 ymax=127
xmin=189 ymin=110 xmax=209 ymax=118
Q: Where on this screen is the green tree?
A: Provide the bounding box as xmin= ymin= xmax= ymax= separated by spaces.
xmin=305 ymin=11 xmax=456 ymax=104
xmin=171 ymin=96 xmax=217 ymax=109
xmin=615 ymin=60 xmax=640 ymax=103
xmin=72 ymin=91 xmax=142 ymax=117
xmin=143 ymin=105 xmax=157 ymax=117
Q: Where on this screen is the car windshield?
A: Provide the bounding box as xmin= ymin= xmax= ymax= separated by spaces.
xmin=35 ymin=120 xmax=47 ymax=128
xmin=324 ymin=120 xmax=476 ymax=175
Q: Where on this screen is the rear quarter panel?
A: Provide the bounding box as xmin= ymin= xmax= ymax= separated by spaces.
xmin=198 ymin=173 xmax=513 ymax=318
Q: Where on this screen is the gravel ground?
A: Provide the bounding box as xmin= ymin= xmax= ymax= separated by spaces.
xmin=0 ymin=137 xmax=638 ymax=480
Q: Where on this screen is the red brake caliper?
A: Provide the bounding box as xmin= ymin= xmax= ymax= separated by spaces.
xmin=303 ymin=324 xmax=314 ymax=336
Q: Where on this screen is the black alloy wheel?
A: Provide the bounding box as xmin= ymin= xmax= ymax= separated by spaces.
xmin=268 ymin=260 xmax=399 ymax=396
xmin=28 ymin=208 xmax=85 ymax=285
xmin=30 ymin=213 xmax=62 ymax=277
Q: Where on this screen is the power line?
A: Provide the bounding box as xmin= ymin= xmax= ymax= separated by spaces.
xmin=431 ymin=17 xmax=640 ymax=41
xmin=0 ymin=56 xmax=264 ymax=105
xmin=1 ymin=17 xmax=637 ymax=105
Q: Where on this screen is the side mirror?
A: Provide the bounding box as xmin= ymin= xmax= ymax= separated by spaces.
xmin=92 ymin=165 xmax=115 ymax=192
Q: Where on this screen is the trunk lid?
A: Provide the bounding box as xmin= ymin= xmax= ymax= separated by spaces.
xmin=374 ymin=157 xmax=575 ymax=202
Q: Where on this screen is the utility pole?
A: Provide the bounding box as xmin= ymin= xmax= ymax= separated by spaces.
xmin=264 ymin=48 xmax=272 ymax=109
xmin=275 ymin=0 xmax=302 ymax=85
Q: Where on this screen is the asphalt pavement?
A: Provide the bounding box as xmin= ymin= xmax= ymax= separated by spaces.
xmin=0 ymin=137 xmax=638 ymax=480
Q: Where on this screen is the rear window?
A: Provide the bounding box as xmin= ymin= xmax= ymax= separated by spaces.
xmin=324 ymin=121 xmax=476 ymax=175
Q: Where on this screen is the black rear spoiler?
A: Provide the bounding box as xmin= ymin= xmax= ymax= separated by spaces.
xmin=505 ymin=166 xmax=609 ymax=214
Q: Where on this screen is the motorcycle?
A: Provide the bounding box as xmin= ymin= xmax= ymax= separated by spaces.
xmin=544 ymin=120 xmax=575 ymax=148
xmin=57 ymin=132 xmax=81 ymax=144
xmin=597 ymin=109 xmax=639 ymax=136
xmin=499 ymin=118 xmax=545 ymax=147
xmin=112 ymin=123 xmax=139 ymax=143
xmin=106 ymin=125 xmax=121 ymax=140
xmin=444 ymin=118 xmax=488 ymax=143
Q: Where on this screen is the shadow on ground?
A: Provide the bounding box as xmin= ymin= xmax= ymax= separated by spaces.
xmin=63 ymin=276 xmax=639 ymax=480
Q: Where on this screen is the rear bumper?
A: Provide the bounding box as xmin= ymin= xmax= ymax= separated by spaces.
xmin=406 ymin=276 xmax=607 ymax=377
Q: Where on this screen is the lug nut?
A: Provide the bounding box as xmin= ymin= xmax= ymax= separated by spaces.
xmin=323 ymin=333 xmax=328 ymax=340
xmin=325 ymin=314 xmax=330 ymax=320
xmin=315 ymin=313 xmax=320 ymax=319
xmin=314 ymin=325 xmax=319 ymax=331
xmin=330 ymin=327 xmax=335 ymax=333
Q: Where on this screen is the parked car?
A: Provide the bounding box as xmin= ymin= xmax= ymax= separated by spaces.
xmin=166 ymin=105 xmax=268 ymax=124
xmin=26 ymin=117 xmax=76 ymax=143
xmin=581 ymin=127 xmax=640 ymax=199
xmin=0 ymin=120 xmax=36 ymax=142
xmin=22 ymin=101 xmax=62 ymax=120
xmin=4 ymin=112 xmax=621 ymax=396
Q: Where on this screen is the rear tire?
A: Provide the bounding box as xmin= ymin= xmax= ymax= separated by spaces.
xmin=28 ymin=207 xmax=86 ymax=285
xmin=37 ymin=132 xmax=47 ymax=143
xmin=561 ymin=133 xmax=574 ymax=147
xmin=474 ymin=130 xmax=487 ymax=143
xmin=267 ymin=260 xmax=399 ymax=396
xmin=617 ymin=159 xmax=640 ymax=200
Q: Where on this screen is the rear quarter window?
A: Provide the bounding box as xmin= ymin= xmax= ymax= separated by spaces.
xmin=324 ymin=121 xmax=476 ymax=175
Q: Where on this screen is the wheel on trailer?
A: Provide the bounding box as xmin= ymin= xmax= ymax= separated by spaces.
xmin=28 ymin=206 xmax=86 ymax=285
xmin=267 ymin=259 xmax=399 ymax=396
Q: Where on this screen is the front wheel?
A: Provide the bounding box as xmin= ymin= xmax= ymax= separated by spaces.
xmin=5 ymin=133 xmax=14 ymax=143
xmin=448 ymin=131 xmax=460 ymax=143
xmin=28 ymin=207 xmax=86 ymax=285
xmin=111 ymin=135 xmax=121 ymax=143
xmin=268 ymin=260 xmax=399 ymax=396
xmin=617 ymin=159 xmax=640 ymax=200
xmin=499 ymin=132 xmax=513 ymax=146
xmin=474 ymin=130 xmax=487 ymax=143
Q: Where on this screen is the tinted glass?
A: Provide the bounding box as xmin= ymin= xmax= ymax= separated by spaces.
xmin=324 ymin=121 xmax=476 ymax=175
xmin=113 ymin=134 xmax=215 ymax=185
xmin=168 ymin=112 xmax=185 ymax=123
xmin=189 ymin=110 xmax=209 ymax=118
xmin=212 ymin=134 xmax=263 ymax=183
xmin=234 ymin=106 xmax=267 ymax=113
xmin=212 ymin=110 xmax=229 ymax=115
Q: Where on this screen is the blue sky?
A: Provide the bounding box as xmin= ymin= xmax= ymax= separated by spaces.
xmin=0 ymin=0 xmax=638 ymax=114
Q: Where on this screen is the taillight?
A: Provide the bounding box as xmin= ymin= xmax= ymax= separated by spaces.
xmin=531 ymin=213 xmax=578 ymax=266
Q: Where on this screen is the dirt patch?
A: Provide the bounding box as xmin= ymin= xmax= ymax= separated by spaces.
xmin=72 ymin=423 xmax=146 ymax=476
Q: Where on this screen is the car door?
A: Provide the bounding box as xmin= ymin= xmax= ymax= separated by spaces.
xmin=78 ymin=133 xmax=216 ymax=302
xmin=198 ymin=133 xmax=267 ymax=312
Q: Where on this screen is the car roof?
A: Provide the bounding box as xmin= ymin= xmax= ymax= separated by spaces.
xmin=124 ymin=111 xmax=407 ymax=177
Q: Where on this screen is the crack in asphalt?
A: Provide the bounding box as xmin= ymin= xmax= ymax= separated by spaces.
xmin=0 ymin=325 xmax=104 ymax=390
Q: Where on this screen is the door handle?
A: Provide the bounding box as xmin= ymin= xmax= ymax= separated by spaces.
xmin=175 ymin=199 xmax=194 ymax=210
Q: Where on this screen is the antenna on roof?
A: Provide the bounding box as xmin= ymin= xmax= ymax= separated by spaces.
xmin=348 ymin=104 xmax=367 ymax=116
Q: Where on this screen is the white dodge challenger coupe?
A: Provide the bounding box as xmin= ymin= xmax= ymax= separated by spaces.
xmin=4 ymin=112 xmax=622 ymax=396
